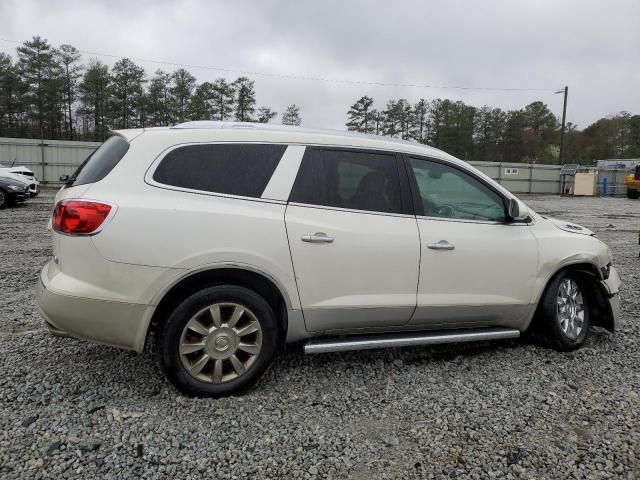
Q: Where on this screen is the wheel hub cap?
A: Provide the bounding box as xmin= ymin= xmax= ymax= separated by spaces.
xmin=556 ymin=278 xmax=585 ymax=340
xmin=179 ymin=302 xmax=263 ymax=383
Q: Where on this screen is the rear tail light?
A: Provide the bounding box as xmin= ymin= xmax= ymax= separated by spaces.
xmin=52 ymin=200 xmax=114 ymax=235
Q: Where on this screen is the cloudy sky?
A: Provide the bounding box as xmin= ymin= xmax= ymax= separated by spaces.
xmin=1 ymin=0 xmax=639 ymax=130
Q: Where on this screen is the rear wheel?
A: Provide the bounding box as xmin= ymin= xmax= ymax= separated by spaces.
xmin=0 ymin=190 xmax=7 ymax=209
xmin=627 ymin=188 xmax=639 ymax=199
xmin=157 ymin=285 xmax=281 ymax=397
xmin=531 ymin=271 xmax=590 ymax=351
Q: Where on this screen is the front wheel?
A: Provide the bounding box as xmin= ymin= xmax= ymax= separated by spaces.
xmin=0 ymin=190 xmax=7 ymax=209
xmin=157 ymin=285 xmax=281 ymax=397
xmin=627 ymin=188 xmax=639 ymax=199
xmin=531 ymin=271 xmax=590 ymax=351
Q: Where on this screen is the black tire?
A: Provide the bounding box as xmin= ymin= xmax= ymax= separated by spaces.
xmin=627 ymin=188 xmax=639 ymax=199
xmin=530 ymin=270 xmax=590 ymax=351
xmin=157 ymin=285 xmax=281 ymax=397
xmin=0 ymin=189 xmax=7 ymax=210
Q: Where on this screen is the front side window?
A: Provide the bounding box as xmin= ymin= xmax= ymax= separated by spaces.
xmin=289 ymin=148 xmax=402 ymax=214
xmin=409 ymin=157 xmax=506 ymax=222
xmin=152 ymin=143 xmax=286 ymax=198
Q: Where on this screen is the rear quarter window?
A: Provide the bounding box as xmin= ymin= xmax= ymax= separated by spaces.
xmin=152 ymin=144 xmax=286 ymax=198
xmin=67 ymin=135 xmax=130 ymax=187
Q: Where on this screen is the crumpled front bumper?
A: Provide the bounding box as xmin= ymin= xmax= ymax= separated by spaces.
xmin=601 ymin=266 xmax=622 ymax=331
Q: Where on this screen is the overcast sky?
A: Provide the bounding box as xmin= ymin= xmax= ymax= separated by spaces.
xmin=1 ymin=0 xmax=639 ymax=130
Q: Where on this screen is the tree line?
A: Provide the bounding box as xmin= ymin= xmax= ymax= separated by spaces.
xmin=346 ymin=96 xmax=640 ymax=164
xmin=1 ymin=36 xmax=639 ymax=163
xmin=0 ymin=36 xmax=302 ymax=142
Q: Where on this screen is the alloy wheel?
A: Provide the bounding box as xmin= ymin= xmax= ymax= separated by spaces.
xmin=179 ymin=302 xmax=263 ymax=383
xmin=556 ymin=278 xmax=585 ymax=340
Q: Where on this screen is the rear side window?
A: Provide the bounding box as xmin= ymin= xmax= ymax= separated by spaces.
xmin=153 ymin=144 xmax=286 ymax=198
xmin=289 ymin=148 xmax=402 ymax=214
xmin=68 ymin=135 xmax=130 ymax=187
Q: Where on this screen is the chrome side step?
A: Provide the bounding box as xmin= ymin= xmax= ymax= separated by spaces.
xmin=303 ymin=327 xmax=520 ymax=354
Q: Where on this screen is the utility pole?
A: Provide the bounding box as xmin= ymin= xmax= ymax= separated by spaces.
xmin=556 ymin=86 xmax=568 ymax=164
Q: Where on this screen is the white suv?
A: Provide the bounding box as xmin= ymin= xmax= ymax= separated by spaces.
xmin=37 ymin=122 xmax=621 ymax=397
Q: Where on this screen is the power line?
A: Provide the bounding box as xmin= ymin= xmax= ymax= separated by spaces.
xmin=0 ymin=37 xmax=560 ymax=93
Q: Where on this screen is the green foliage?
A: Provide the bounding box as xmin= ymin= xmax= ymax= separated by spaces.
xmin=110 ymin=58 xmax=146 ymax=129
xmin=0 ymin=36 xmax=279 ymax=140
xmin=257 ymin=106 xmax=277 ymax=123
xmin=233 ymin=77 xmax=256 ymax=122
xmin=282 ymin=104 xmax=301 ymax=126
xmin=346 ymin=96 xmax=374 ymax=133
xmin=345 ymin=96 xmax=640 ymax=163
xmin=78 ymin=60 xmax=111 ymax=140
xmin=188 ymin=81 xmax=215 ymax=120
xmin=1 ymin=34 xmax=639 ymax=161
xmin=146 ymin=70 xmax=172 ymax=126
xmin=16 ymin=36 xmax=58 ymax=137
xmin=211 ymin=79 xmax=235 ymax=121
xmin=171 ymin=68 xmax=196 ymax=123
xmin=56 ymin=44 xmax=82 ymax=138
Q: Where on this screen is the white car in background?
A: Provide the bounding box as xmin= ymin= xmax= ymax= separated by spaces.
xmin=0 ymin=165 xmax=40 ymax=196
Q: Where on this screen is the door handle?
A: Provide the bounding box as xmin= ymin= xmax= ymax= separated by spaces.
xmin=427 ymin=240 xmax=455 ymax=251
xmin=301 ymin=233 xmax=334 ymax=243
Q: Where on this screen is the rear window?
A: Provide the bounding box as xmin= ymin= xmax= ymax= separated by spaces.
xmin=67 ymin=135 xmax=130 ymax=187
xmin=152 ymin=144 xmax=286 ymax=198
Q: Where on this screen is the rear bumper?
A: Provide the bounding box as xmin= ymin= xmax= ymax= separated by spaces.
xmin=37 ymin=262 xmax=153 ymax=352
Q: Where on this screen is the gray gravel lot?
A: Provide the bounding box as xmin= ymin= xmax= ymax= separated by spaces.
xmin=0 ymin=191 xmax=638 ymax=479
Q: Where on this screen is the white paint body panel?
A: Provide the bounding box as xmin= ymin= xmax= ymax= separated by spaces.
xmin=285 ymin=205 xmax=420 ymax=331
xmin=412 ymin=219 xmax=538 ymax=328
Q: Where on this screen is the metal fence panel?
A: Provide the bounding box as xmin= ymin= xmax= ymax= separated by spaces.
xmin=0 ymin=137 xmax=101 ymax=184
xmin=0 ymin=137 xmax=631 ymax=195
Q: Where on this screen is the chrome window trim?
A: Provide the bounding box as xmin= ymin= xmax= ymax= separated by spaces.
xmin=415 ymin=214 xmax=535 ymax=226
xmin=287 ymin=201 xmax=415 ymax=219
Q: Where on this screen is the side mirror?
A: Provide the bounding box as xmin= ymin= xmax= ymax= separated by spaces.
xmin=59 ymin=174 xmax=70 ymax=183
xmin=508 ymin=198 xmax=530 ymax=222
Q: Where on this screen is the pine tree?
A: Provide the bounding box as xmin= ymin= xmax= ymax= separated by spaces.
xmin=383 ymin=99 xmax=413 ymax=139
xmin=17 ymin=36 xmax=55 ymax=138
xmin=147 ymin=70 xmax=172 ymax=126
xmin=210 ymin=78 xmax=235 ymax=121
xmin=188 ymin=82 xmax=215 ymax=120
xmin=233 ymin=76 xmax=256 ymax=122
xmin=0 ymin=53 xmax=25 ymax=135
xmin=171 ymin=68 xmax=196 ymax=123
xmin=412 ymin=99 xmax=429 ymax=144
xmin=78 ymin=60 xmax=111 ymax=140
xmin=282 ymin=104 xmax=301 ymax=126
xmin=56 ymin=44 xmax=82 ymax=138
xmin=257 ymin=106 xmax=277 ymax=123
xmin=346 ymin=96 xmax=374 ymax=133
xmin=110 ymin=58 xmax=145 ymax=129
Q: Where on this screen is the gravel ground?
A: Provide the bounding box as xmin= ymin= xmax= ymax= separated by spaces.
xmin=0 ymin=190 xmax=638 ymax=479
